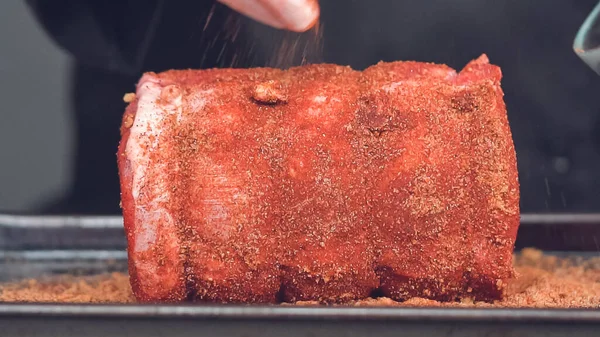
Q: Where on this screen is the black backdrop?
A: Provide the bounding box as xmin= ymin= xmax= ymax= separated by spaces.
xmin=26 ymin=0 xmax=600 ymax=214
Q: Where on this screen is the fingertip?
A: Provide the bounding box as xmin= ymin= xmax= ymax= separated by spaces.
xmin=281 ymin=0 xmax=320 ymax=32
xmin=219 ymin=0 xmax=320 ymax=33
xmin=217 ymin=0 xmax=286 ymax=30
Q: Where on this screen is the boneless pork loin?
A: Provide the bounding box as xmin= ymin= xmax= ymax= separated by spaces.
xmin=117 ymin=54 xmax=520 ymax=303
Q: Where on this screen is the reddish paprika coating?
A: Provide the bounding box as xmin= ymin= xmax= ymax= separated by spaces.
xmin=117 ymin=54 xmax=519 ymax=303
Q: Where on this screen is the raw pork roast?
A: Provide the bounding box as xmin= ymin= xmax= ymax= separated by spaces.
xmin=117 ymin=55 xmax=520 ymax=303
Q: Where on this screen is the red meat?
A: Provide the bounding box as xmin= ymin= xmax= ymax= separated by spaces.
xmin=117 ymin=54 xmax=520 ymax=303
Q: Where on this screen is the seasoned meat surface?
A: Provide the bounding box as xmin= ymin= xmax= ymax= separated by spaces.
xmin=117 ymin=54 xmax=519 ymax=303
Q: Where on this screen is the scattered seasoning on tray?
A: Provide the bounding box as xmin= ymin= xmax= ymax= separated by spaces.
xmin=0 ymin=273 xmax=135 ymax=304
xmin=1 ymin=249 xmax=600 ymax=308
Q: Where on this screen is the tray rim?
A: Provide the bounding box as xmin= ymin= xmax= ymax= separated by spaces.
xmin=0 ymin=304 xmax=599 ymax=322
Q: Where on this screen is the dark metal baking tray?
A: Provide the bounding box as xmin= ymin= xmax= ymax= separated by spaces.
xmin=0 ymin=213 xmax=599 ymax=337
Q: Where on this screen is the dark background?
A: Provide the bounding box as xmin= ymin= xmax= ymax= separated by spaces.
xmin=2 ymin=0 xmax=600 ymax=215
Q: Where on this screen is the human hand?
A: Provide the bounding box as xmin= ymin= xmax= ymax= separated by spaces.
xmin=217 ymin=0 xmax=319 ymax=32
